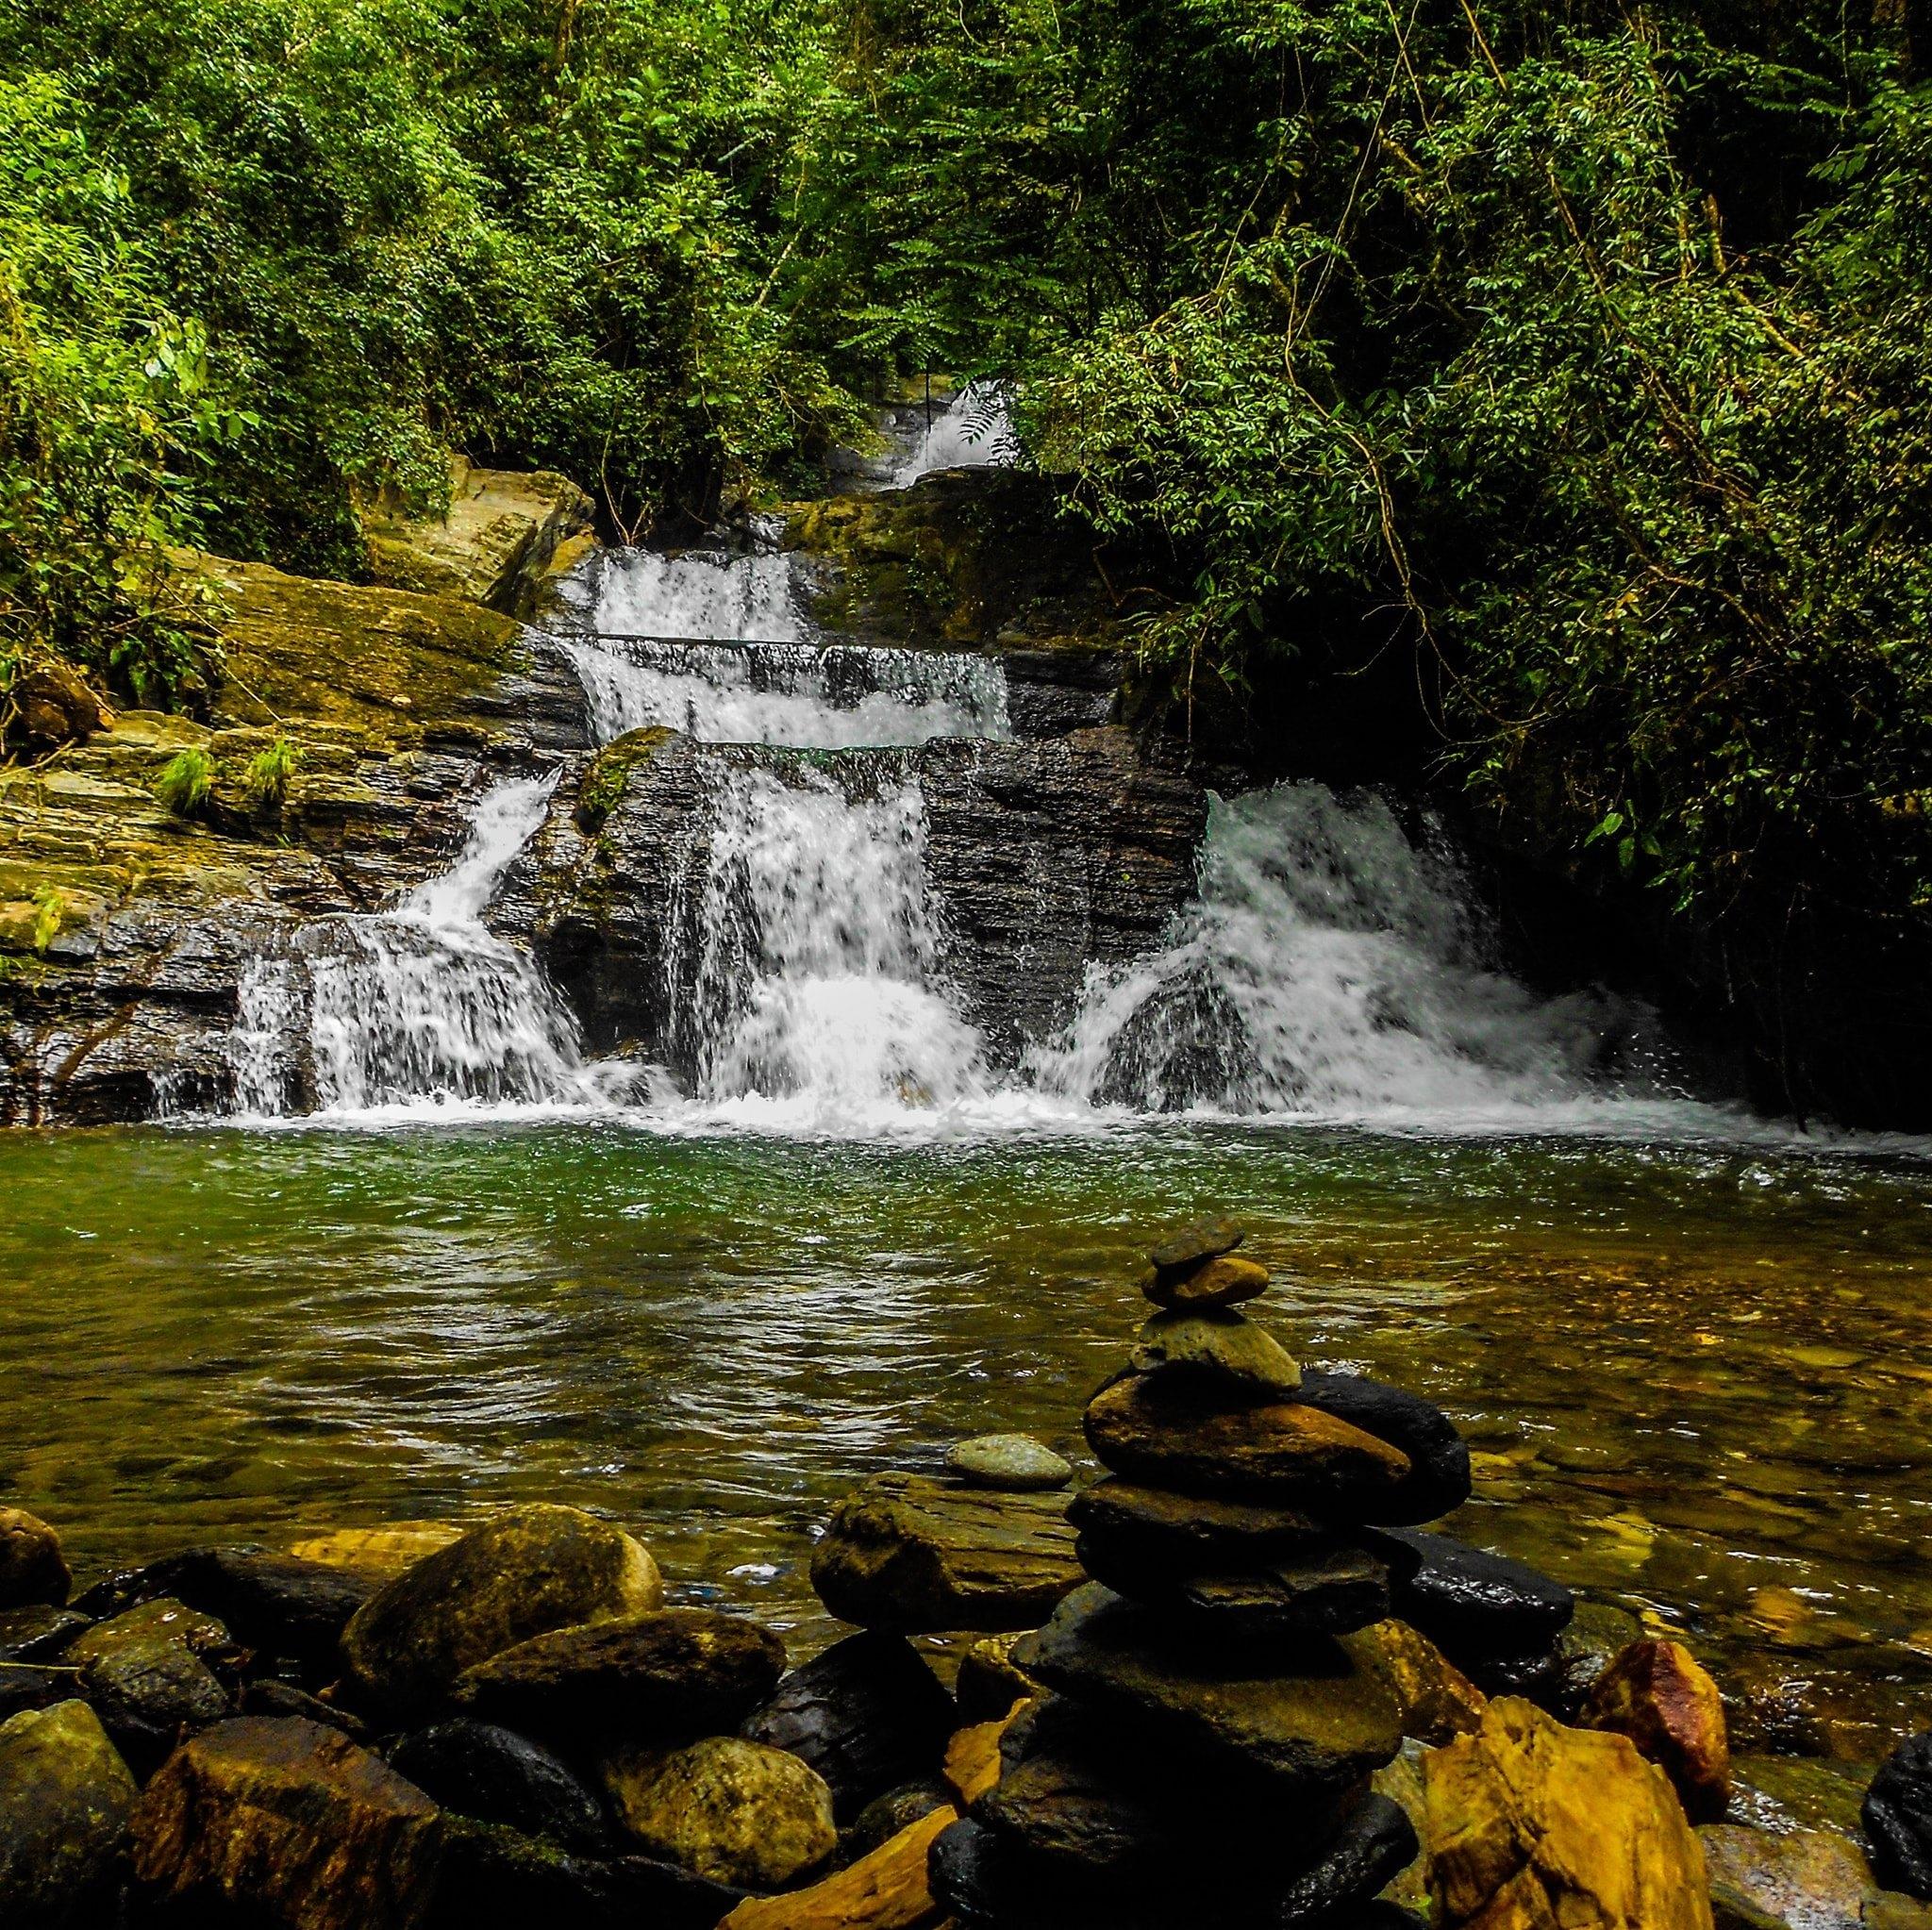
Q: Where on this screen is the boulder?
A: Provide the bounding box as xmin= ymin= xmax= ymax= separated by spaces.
xmin=842 ymin=1779 xmax=955 ymax=1863
xmin=1075 ymin=1533 xmax=1392 ymax=1639
xmin=603 ymin=1736 xmax=837 ymax=1891
xmin=1011 ymin=1584 xmax=1403 ymax=1797
xmin=808 ymin=1475 xmax=1080 ymax=1633
xmin=1582 ymin=1638 xmax=1730 ymax=1822
xmin=1067 ymin=1477 xmax=1328 ymax=1571
xmin=0 ymin=1666 xmax=75 ymax=1724
xmin=242 ymin=1680 xmax=371 ymax=1740
xmin=387 ymin=1718 xmax=606 ymax=1853
xmin=1867 ymin=1732 xmax=1932 ymax=1900
xmin=456 ymin=1606 xmax=784 ymax=1747
xmin=1276 ymin=1792 xmax=1419 ymax=1925
xmin=0 ymin=1606 xmax=88 ymax=1663
xmin=81 ymin=1639 xmax=231 ymax=1772
xmin=340 ymin=1504 xmax=662 ymax=1718
xmin=944 ymin=1435 xmax=1073 ymax=1492
xmin=0 ymin=1511 xmax=70 ymax=1610
xmin=719 ymin=1803 xmax=957 ymax=1929
xmin=65 ymin=1597 xmax=232 ymax=1667
xmin=741 ymin=1631 xmax=957 ymax=1822
xmin=0 ymin=1701 xmax=138 ymax=1929
xmin=1383 ymin=1528 xmax=1574 ymax=1664
xmin=1424 ymin=1696 xmax=1713 ymax=1929
xmin=131 ymin=1715 xmax=443 ymax=1930
xmin=1294 ymin=1371 xmax=1473 ymax=1524
xmin=1084 ymin=1373 xmax=1411 ymax=1510
xmin=3 ymin=663 xmax=112 ymax=752
xmin=956 ymin=1630 xmax=1041 ymax=1722
xmin=1141 ymin=1252 xmax=1271 ymax=1312
xmin=1698 ymin=1823 xmax=1870 ymax=1930
xmin=1355 ymin=1618 xmax=1489 ymax=1746
xmin=1129 ymin=1308 xmax=1302 ymax=1397
xmin=120 ymin=1547 xmax=375 ymax=1674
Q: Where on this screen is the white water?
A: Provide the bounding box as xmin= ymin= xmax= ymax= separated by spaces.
xmin=568 ymin=545 xmax=802 ymax=643
xmin=230 ymin=778 xmax=602 ymax=1118
xmin=888 ymin=382 xmax=1018 ymax=487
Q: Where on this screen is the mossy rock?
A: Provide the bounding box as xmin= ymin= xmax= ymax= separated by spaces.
xmin=575 ymin=727 xmax=675 ymax=833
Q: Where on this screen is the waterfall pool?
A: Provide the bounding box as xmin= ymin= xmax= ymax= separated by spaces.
xmin=3 ymin=1115 xmax=1930 ymax=1764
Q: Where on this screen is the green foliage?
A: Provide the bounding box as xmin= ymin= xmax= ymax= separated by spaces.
xmin=154 ymin=746 xmax=213 ymax=817
xmin=242 ymin=736 xmax=299 ymax=809
xmin=30 ymin=883 xmax=64 ymax=955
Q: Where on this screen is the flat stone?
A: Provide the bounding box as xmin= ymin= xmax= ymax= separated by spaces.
xmin=388 ymin=1717 xmax=607 ymax=1852
xmin=1294 ymin=1370 xmax=1473 ymax=1523
xmin=1068 ymin=1477 xmax=1329 ymax=1571
xmin=0 ymin=1512 xmax=70 ymax=1610
xmin=1141 ymin=1252 xmax=1271 ymax=1312
xmin=1424 ymin=1696 xmax=1713 ymax=1929
xmin=119 ymin=1546 xmax=375 ymax=1674
xmin=1075 ymin=1533 xmax=1393 ymax=1639
xmin=741 ymin=1631 xmax=956 ymax=1823
xmin=0 ymin=1606 xmax=88 ymax=1663
xmin=1582 ymin=1637 xmax=1730 ymax=1823
xmin=1130 ymin=1308 xmax=1302 ymax=1396
xmin=1383 ymin=1527 xmax=1574 ymax=1661
xmin=1084 ymin=1373 xmax=1412 ymax=1511
xmin=456 ymin=1607 xmax=784 ymax=1748
xmin=1276 ymin=1791 xmax=1419 ymax=1925
xmin=289 ymin=1521 xmax=467 ymax=1579
xmin=945 ymin=1435 xmax=1073 ymax=1492
xmin=1867 ymin=1731 xmax=1932 ymax=1900
xmin=719 ymin=1803 xmax=958 ymax=1929
xmin=65 ymin=1597 xmax=231 ymax=1668
xmin=1698 ymin=1823 xmax=1868 ymax=1930
xmin=808 ymin=1474 xmax=1080 ymax=1633
xmin=603 ymin=1736 xmax=837 ymax=1891
xmin=1011 ymin=1583 xmax=1403 ymax=1796
xmin=341 ymin=1503 xmax=663 ymax=1719
xmin=1147 ymin=1216 xmax=1245 ymax=1274
xmin=131 ymin=1716 xmax=444 ymax=1930
xmin=0 ymin=1701 xmax=138 ymax=1926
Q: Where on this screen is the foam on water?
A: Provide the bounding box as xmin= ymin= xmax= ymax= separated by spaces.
xmin=888 ymin=382 xmax=1018 ymax=487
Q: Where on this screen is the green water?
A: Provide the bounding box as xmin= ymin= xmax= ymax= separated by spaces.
xmin=4 ymin=1118 xmax=1931 ymax=1764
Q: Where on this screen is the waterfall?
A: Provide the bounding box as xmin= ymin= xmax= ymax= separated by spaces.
xmin=888 ymin=382 xmax=1017 ymax=487
xmin=565 ymin=544 xmax=803 ymax=642
xmin=1040 ymin=782 xmax=1670 ymax=1122
xmin=229 ymin=777 xmax=594 ymax=1118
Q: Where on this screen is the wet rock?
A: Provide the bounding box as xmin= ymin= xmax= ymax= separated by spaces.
xmin=944 ymin=1702 xmax=1029 ymax=1809
xmin=1424 ymin=1695 xmax=1713 ymax=1929
xmin=0 ymin=1510 xmax=70 ymax=1609
xmin=1355 ymin=1618 xmax=1488 ymax=1746
xmin=0 ymin=1701 xmax=138 ymax=1928
xmin=242 ymin=1679 xmax=371 ymax=1739
xmin=1382 ymin=1527 xmax=1574 ymax=1665
xmin=1583 ymin=1637 xmax=1731 ymax=1822
xmin=1294 ymin=1370 xmax=1474 ymax=1524
xmin=0 ymin=1606 xmax=88 ymax=1662
xmin=1699 ymin=1823 xmax=1869 ymax=1929
xmin=1141 ymin=1252 xmax=1271 ymax=1312
xmin=603 ymin=1736 xmax=837 ymax=1890
xmin=456 ymin=1606 xmax=784 ymax=1747
xmin=1869 ymin=1896 xmax=1932 ymax=1930
xmin=388 ymin=1717 xmax=606 ymax=1852
xmin=1866 ymin=1732 xmax=1932 ymax=1899
xmin=1012 ymin=1583 xmax=1402 ymax=1797
xmin=82 ymin=1639 xmax=231 ymax=1772
xmin=741 ymin=1630 xmax=957 ymax=1822
xmin=945 ymin=1435 xmax=1073 ymax=1492
xmin=720 ymin=1802 xmax=957 ymax=1929
xmin=1371 ymin=1738 xmax=1433 ymax=1915
xmin=1067 ymin=1476 xmax=1328 ymax=1572
xmin=808 ymin=1474 xmax=1080 ymax=1633
xmin=340 ymin=1503 xmax=663 ymax=1719
xmin=1084 ymin=1372 xmax=1411 ymax=1510
xmin=1277 ymin=1791 xmax=1419 ymax=1925
xmin=1148 ymin=1216 xmax=1245 ymax=1274
xmin=1076 ymin=1533 xmax=1392 ymax=1639
xmin=131 ymin=1715 xmax=443 ymax=1929
xmin=0 ymin=1666 xmax=75 ymax=1724
xmin=1129 ymin=1307 xmax=1302 ymax=1397
xmin=841 ymin=1778 xmax=954 ymax=1863
xmin=65 ymin=1597 xmax=232 ymax=1668
xmin=1552 ymin=1598 xmax=1646 ymax=1718
xmin=122 ymin=1546 xmax=375 ymax=1674
xmin=956 ymin=1630 xmax=1041 ymax=1722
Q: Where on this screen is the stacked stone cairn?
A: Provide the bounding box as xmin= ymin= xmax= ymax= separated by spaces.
xmin=931 ymin=1216 xmax=1481 ymax=1929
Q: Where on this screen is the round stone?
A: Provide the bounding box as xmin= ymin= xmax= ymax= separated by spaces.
xmin=947 ymin=1435 xmax=1074 ymax=1492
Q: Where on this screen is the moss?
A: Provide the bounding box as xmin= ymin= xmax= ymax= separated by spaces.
xmin=575 ymin=726 xmax=674 ymax=833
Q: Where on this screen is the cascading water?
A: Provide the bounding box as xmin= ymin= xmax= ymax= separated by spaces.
xmin=229 ymin=777 xmax=593 ymax=1117
xmin=887 ymin=382 xmax=1017 ymax=487
xmin=1040 ymin=782 xmax=1673 ymax=1123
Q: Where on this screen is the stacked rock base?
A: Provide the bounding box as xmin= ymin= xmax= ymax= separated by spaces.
xmin=930 ymin=1216 xmax=1476 ymax=1927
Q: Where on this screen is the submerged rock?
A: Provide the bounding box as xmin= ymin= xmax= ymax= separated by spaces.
xmin=945 ymin=1435 xmax=1074 ymax=1492
xmin=131 ymin=1715 xmax=443 ymax=1930
xmin=340 ymin=1504 xmax=663 ymax=1718
xmin=808 ymin=1474 xmax=1080 ymax=1633
xmin=0 ymin=1511 xmax=70 ymax=1610
xmin=455 ymin=1606 xmax=784 ymax=1747
xmin=1699 ymin=1822 xmax=1871 ymax=1930
xmin=741 ymin=1630 xmax=956 ymax=1822
xmin=603 ymin=1736 xmax=837 ymax=1891
xmin=387 ymin=1718 xmax=606 ymax=1853
xmin=1582 ymin=1637 xmax=1731 ymax=1822
xmin=0 ymin=1701 xmax=138 ymax=1929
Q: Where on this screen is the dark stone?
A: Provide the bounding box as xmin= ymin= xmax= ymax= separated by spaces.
xmin=122 ymin=1547 xmax=376 ymax=1675
xmin=1294 ymin=1371 xmax=1473 ymax=1525
xmin=0 ymin=1606 xmax=89 ymax=1663
xmin=1865 ymin=1730 xmax=1932 ymax=1900
xmin=740 ymin=1631 xmax=956 ymax=1823
xmin=0 ymin=1666 xmax=74 ymax=1725
xmin=388 ymin=1718 xmax=607 ymax=1853
xmin=241 ymin=1679 xmax=371 ymax=1740
xmin=840 ymin=1777 xmax=954 ymax=1863
xmin=1012 ymin=1584 xmax=1402 ymax=1796
xmin=1277 ymin=1792 xmax=1419 ymax=1925
xmin=1148 ymin=1216 xmax=1245 ymax=1275
xmin=455 ymin=1606 xmax=783 ymax=1748
xmin=1075 ymin=1533 xmax=1392 ymax=1639
xmin=1068 ymin=1478 xmax=1329 ymax=1572
xmin=0 ymin=1700 xmax=139 ymax=1930
xmin=81 ymin=1640 xmax=231 ymax=1773
xmin=0 ymin=1512 xmax=70 ymax=1611
xmin=1462 ymin=1644 xmax=1564 ymax=1704
xmin=1383 ymin=1529 xmax=1574 ymax=1661
xmin=1550 ymin=1601 xmax=1646 ymax=1721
